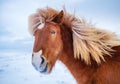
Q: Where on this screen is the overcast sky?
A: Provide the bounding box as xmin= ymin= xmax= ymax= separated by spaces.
xmin=0 ymin=0 xmax=120 ymax=52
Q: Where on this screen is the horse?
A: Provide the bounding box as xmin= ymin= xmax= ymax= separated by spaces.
xmin=28 ymin=7 xmax=120 ymax=84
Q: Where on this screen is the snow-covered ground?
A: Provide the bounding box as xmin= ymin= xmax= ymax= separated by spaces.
xmin=0 ymin=52 xmax=76 ymax=84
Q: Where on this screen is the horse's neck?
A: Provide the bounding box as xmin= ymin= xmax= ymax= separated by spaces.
xmin=59 ymin=52 xmax=95 ymax=84
xmin=59 ymin=25 xmax=96 ymax=83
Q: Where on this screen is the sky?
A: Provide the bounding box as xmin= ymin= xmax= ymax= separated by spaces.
xmin=0 ymin=0 xmax=120 ymax=53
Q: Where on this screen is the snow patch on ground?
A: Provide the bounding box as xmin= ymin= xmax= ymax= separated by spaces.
xmin=0 ymin=52 xmax=76 ymax=84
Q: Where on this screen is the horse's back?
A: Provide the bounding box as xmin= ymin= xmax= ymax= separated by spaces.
xmin=92 ymin=46 xmax=120 ymax=84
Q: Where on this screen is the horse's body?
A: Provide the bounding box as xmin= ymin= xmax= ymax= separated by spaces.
xmin=59 ymin=45 xmax=120 ymax=84
xmin=29 ymin=7 xmax=120 ymax=84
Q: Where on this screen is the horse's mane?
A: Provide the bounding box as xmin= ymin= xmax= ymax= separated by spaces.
xmin=29 ymin=7 xmax=120 ymax=65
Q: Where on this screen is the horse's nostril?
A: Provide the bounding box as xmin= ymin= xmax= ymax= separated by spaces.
xmin=41 ymin=57 xmax=45 ymax=64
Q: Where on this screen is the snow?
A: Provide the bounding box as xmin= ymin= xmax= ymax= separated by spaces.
xmin=0 ymin=52 xmax=76 ymax=84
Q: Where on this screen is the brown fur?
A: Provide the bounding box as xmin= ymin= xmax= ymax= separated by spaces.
xmin=29 ymin=7 xmax=120 ymax=84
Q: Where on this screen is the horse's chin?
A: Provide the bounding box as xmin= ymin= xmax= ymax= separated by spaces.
xmin=38 ymin=63 xmax=52 ymax=74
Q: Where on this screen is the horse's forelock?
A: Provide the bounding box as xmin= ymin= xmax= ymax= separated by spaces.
xmin=28 ymin=7 xmax=74 ymax=35
xmin=28 ymin=13 xmax=46 ymax=35
xmin=28 ymin=8 xmax=58 ymax=35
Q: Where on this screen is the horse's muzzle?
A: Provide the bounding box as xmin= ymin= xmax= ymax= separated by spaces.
xmin=32 ymin=50 xmax=49 ymax=73
xmin=32 ymin=56 xmax=49 ymax=73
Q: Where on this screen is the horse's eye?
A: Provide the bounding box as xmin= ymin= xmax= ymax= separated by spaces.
xmin=51 ymin=30 xmax=56 ymax=34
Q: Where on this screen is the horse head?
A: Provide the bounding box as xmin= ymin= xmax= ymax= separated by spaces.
xmin=31 ymin=10 xmax=64 ymax=74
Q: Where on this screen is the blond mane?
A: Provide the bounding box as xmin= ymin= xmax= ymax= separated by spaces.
xmin=29 ymin=7 xmax=120 ymax=64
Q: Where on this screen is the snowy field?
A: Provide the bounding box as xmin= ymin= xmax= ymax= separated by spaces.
xmin=0 ymin=52 xmax=76 ymax=84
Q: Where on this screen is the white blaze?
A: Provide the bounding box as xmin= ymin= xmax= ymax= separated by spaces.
xmin=38 ymin=23 xmax=45 ymax=29
xmin=38 ymin=17 xmax=45 ymax=29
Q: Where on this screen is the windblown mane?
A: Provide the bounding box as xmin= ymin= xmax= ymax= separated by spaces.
xmin=29 ymin=7 xmax=120 ymax=64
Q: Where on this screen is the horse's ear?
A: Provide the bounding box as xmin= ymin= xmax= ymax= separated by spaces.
xmin=52 ymin=10 xmax=64 ymax=24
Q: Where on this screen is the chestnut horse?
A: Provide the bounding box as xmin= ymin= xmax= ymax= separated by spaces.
xmin=29 ymin=7 xmax=120 ymax=84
